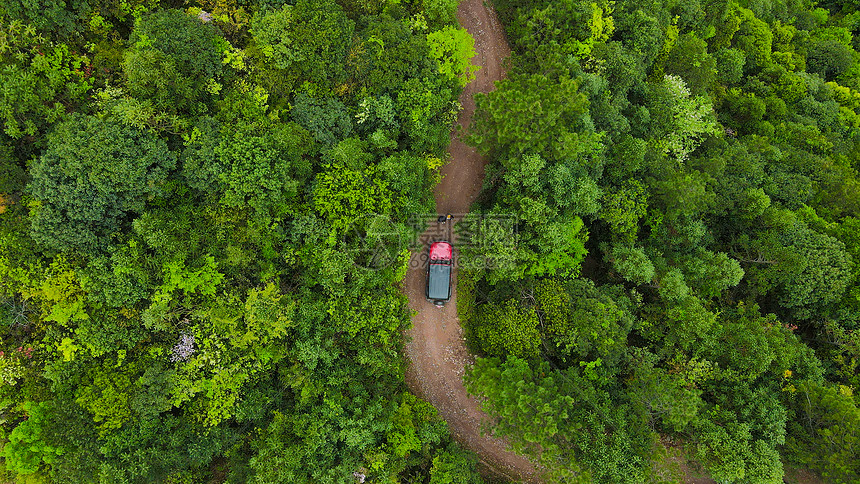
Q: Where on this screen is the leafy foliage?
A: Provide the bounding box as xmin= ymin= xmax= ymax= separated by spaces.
xmin=785 ymin=381 xmax=860 ymax=483
xmin=459 ymin=0 xmax=860 ymax=481
xmin=123 ymin=9 xmax=223 ymax=111
xmin=2 ymin=401 xmax=64 ymax=474
xmin=28 ymin=114 xmax=175 ymax=254
xmin=471 ymin=298 xmax=541 ymax=358
xmin=250 ymin=0 xmax=354 ymax=90
xmin=467 ymin=356 xmax=652 ymax=483
xmin=427 ymin=26 xmax=480 ymax=87
xmin=0 ymin=2 xmax=475 ymax=482
xmin=6 ymin=0 xmax=860 ymax=481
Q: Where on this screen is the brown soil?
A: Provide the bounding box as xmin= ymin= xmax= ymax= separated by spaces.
xmin=784 ymin=465 xmax=826 ymax=484
xmin=433 ymin=0 xmax=510 ymax=215
xmin=673 ymin=456 xmax=718 ymax=484
xmin=402 ymin=0 xmax=540 ymax=482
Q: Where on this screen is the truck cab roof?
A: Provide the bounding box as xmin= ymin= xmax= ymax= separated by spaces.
xmin=429 ymin=241 xmax=453 ymax=261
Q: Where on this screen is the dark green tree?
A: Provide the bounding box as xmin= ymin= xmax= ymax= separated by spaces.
xmin=123 ymin=9 xmax=223 ymax=111
xmin=468 ymin=72 xmax=589 ymax=159
xmin=786 ymin=381 xmax=860 ymax=483
xmin=250 ymin=0 xmax=354 ymax=90
xmin=28 ymin=114 xmax=175 ymax=254
xmin=466 ymin=356 xmax=652 ymax=483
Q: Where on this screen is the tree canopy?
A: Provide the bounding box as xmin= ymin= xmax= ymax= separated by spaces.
xmin=3 ymin=0 xmax=860 ymax=482
xmin=0 ymin=3 xmax=484 ymax=483
xmin=459 ymin=0 xmax=860 ymax=481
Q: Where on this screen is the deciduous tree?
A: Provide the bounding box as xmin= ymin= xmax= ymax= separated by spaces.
xmin=28 ymin=114 xmax=175 ymax=254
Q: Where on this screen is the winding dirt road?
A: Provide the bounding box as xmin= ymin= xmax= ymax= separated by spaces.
xmin=402 ymin=1 xmax=541 ymax=482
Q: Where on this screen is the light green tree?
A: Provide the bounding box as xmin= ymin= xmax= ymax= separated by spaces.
xmin=472 ymin=299 xmax=541 ymax=359
xmin=652 ymin=74 xmax=719 ymax=163
xmin=2 ymin=401 xmax=65 ymax=474
xmin=468 ymin=73 xmax=589 ymax=159
xmin=427 ymin=26 xmax=480 ymax=87
xmin=609 ymin=246 xmax=655 ymax=285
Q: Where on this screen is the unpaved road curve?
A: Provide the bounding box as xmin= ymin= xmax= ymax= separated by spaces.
xmin=402 ymin=1 xmax=541 ymax=482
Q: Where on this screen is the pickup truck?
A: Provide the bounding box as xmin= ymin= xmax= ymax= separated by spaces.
xmin=426 ymin=241 xmax=453 ymax=306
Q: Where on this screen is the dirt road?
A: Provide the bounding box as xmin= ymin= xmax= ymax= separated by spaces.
xmin=401 ymin=0 xmax=541 ymax=482
xmin=433 ymin=0 xmax=510 ymax=215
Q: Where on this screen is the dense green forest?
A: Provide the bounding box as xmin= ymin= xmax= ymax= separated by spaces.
xmin=458 ymin=0 xmax=860 ymax=482
xmin=0 ymin=0 xmax=488 ymax=482
xmin=3 ymin=0 xmax=860 ymax=482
